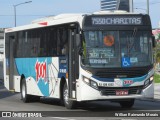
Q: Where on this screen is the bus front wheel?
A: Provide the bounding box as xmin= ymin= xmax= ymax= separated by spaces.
xmin=63 ymin=83 xmax=76 ymax=109
xmin=119 ymin=99 xmax=135 ymax=108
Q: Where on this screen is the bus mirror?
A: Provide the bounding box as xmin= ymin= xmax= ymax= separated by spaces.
xmin=152 ymin=36 xmax=156 ymax=48
xmin=76 ymin=34 xmax=81 ymax=47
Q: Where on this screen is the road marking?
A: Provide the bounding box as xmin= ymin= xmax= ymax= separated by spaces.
xmin=51 ymin=117 xmax=75 ymax=120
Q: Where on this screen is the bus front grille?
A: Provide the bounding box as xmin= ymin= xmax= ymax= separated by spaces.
xmin=99 ymin=86 xmax=143 ymax=96
xmin=94 ymin=66 xmax=152 ymax=78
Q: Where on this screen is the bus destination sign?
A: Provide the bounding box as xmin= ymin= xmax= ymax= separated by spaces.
xmin=91 ymin=16 xmax=142 ymax=25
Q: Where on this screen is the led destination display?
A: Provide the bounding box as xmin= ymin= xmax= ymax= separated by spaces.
xmin=83 ymin=15 xmax=149 ymax=27
xmin=92 ymin=17 xmax=142 ymax=25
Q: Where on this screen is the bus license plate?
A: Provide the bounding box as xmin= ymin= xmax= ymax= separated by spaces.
xmin=116 ymin=90 xmax=128 ymax=96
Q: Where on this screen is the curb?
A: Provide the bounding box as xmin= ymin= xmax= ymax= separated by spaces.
xmin=137 ymin=97 xmax=160 ymax=102
xmin=137 ymin=99 xmax=160 ymax=102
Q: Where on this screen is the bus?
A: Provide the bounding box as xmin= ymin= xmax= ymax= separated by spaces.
xmin=4 ymin=11 xmax=155 ymax=109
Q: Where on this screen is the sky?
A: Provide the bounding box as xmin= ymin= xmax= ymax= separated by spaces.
xmin=0 ymin=0 xmax=160 ymax=28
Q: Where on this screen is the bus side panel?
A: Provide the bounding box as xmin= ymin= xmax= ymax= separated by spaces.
xmin=15 ymin=58 xmax=51 ymax=96
xmin=48 ymin=57 xmax=60 ymax=98
xmin=13 ymin=75 xmax=21 ymax=92
xmin=48 ymin=57 xmax=67 ymax=98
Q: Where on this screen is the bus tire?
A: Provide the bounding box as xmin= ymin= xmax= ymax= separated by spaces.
xmin=63 ymin=83 xmax=76 ymax=109
xmin=119 ymin=99 xmax=135 ymax=108
xmin=21 ymin=79 xmax=31 ymax=103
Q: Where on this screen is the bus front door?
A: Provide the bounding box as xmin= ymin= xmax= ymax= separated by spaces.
xmin=68 ymin=27 xmax=79 ymax=100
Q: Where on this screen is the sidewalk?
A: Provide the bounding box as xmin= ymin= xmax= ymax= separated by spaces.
xmin=154 ymin=83 xmax=160 ymax=100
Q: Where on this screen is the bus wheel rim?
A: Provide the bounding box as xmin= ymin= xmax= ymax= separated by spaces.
xmin=64 ymin=88 xmax=69 ymax=105
xmin=22 ymin=83 xmax=26 ymax=98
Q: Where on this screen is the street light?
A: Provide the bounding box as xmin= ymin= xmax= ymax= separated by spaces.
xmin=13 ymin=1 xmax=32 ymax=27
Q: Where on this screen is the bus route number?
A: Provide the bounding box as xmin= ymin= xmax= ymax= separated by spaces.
xmin=59 ymin=69 xmax=66 ymax=73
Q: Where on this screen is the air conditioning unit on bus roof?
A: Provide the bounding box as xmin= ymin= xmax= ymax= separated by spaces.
xmin=31 ymin=14 xmax=83 ymax=24
xmin=31 ymin=16 xmax=55 ymax=24
xmin=93 ymin=10 xmax=128 ymax=15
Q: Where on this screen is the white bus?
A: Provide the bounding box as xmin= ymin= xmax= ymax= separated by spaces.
xmin=4 ymin=11 xmax=155 ymax=109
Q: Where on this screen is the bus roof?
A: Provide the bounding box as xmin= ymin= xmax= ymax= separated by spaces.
xmin=5 ymin=11 xmax=147 ymax=33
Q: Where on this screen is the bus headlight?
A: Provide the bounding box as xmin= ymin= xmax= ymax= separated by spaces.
xmin=83 ymin=76 xmax=98 ymax=90
xmin=150 ymin=76 xmax=154 ymax=82
xmin=83 ymin=77 xmax=90 ymax=84
xmin=144 ymin=76 xmax=153 ymax=88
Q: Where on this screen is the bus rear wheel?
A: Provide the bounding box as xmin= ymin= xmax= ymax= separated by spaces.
xmin=63 ymin=83 xmax=76 ymax=109
xmin=21 ymin=79 xmax=32 ymax=103
xmin=119 ymin=99 xmax=135 ymax=108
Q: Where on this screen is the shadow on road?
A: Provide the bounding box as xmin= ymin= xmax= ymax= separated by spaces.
xmin=0 ymin=83 xmax=18 ymax=99
xmin=39 ymin=96 xmax=160 ymax=112
xmin=38 ymin=98 xmax=160 ymax=117
xmin=39 ymin=97 xmax=141 ymax=112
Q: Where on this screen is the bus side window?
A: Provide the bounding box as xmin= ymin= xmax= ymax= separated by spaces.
xmin=57 ymin=27 xmax=68 ymax=56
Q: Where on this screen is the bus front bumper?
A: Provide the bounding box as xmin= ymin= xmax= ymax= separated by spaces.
xmin=77 ymin=81 xmax=154 ymax=101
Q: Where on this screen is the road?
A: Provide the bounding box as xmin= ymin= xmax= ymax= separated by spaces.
xmin=0 ymin=61 xmax=160 ymax=119
xmin=0 ymin=83 xmax=160 ymax=120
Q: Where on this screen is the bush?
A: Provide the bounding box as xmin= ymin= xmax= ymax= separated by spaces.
xmin=154 ymin=73 xmax=160 ymax=83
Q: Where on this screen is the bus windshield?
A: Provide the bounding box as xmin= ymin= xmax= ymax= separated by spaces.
xmin=82 ymin=30 xmax=152 ymax=68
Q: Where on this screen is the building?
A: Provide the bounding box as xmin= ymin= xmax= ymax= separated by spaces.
xmin=101 ymin=0 xmax=118 ymax=11
xmin=0 ymin=28 xmax=4 ymax=53
xmin=100 ymin=0 xmax=133 ymax=12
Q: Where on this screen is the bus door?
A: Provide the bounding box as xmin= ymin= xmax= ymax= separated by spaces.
xmin=68 ymin=25 xmax=80 ymax=100
xmin=8 ymin=35 xmax=15 ymax=90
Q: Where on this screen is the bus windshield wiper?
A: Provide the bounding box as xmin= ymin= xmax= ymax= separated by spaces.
xmin=128 ymin=28 xmax=138 ymax=54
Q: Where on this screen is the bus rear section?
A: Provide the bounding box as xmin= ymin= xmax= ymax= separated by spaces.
xmin=4 ymin=21 xmax=82 ymax=109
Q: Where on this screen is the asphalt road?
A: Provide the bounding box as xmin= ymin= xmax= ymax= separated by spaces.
xmin=0 ymin=61 xmax=160 ymax=120
xmin=0 ymin=83 xmax=160 ymax=120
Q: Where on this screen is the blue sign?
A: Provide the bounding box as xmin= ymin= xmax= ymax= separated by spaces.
xmin=122 ymin=57 xmax=131 ymax=67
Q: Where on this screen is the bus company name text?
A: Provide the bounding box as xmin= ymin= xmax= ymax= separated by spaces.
xmin=92 ymin=17 xmax=142 ymax=25
xmin=124 ymin=80 xmax=133 ymax=85
xmin=35 ymin=60 xmax=47 ymax=82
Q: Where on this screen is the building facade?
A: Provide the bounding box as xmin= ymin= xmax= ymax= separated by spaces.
xmin=0 ymin=28 xmax=4 ymax=53
xmin=101 ymin=0 xmax=118 ymax=11
xmin=101 ymin=0 xmax=133 ymax=12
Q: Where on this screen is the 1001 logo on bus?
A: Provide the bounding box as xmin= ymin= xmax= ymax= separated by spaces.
xmin=35 ymin=60 xmax=47 ymax=83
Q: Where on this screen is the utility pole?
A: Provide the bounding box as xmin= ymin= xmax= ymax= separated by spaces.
xmin=129 ymin=0 xmax=134 ymax=12
xmin=147 ymin=0 xmax=149 ymax=15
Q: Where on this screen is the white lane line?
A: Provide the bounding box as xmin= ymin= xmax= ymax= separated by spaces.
xmin=50 ymin=117 xmax=76 ymax=120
